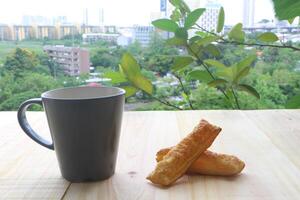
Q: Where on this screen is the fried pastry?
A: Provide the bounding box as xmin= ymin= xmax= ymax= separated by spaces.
xmin=156 ymin=148 xmax=245 ymax=176
xmin=146 ymin=119 xmax=221 ymax=186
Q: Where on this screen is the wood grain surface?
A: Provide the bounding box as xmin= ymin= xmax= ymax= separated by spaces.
xmin=0 ymin=110 xmax=299 ymax=199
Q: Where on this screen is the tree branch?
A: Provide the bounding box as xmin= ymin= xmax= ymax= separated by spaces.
xmin=219 ymin=40 xmax=300 ymax=51
xmin=185 ymin=44 xmax=233 ymax=107
xmin=194 ymin=23 xmax=300 ymax=51
xmin=174 ymin=74 xmax=194 ymax=110
xmin=231 ymin=88 xmax=240 ymax=109
xmin=150 ymin=95 xmax=183 ymax=110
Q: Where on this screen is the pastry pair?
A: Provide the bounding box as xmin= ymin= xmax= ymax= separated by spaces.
xmin=146 ymin=119 xmax=245 ymax=186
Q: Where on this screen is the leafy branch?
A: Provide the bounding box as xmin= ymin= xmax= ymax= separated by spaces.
xmin=107 ymin=0 xmax=299 ymax=110
xmin=194 ymin=23 xmax=300 ymax=51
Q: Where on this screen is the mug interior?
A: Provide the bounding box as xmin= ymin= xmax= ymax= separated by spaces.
xmin=42 ymin=86 xmax=125 ymax=100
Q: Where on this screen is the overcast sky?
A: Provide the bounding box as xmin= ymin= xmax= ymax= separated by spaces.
xmin=0 ymin=0 xmax=275 ymax=26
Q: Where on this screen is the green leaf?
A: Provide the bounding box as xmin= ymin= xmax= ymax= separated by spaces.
xmin=286 ymin=93 xmax=300 ymax=108
xmin=120 ymin=52 xmax=140 ymax=79
xmin=208 ymin=78 xmax=228 ymax=87
xmin=216 ymin=7 xmax=225 ymax=33
xmin=233 ymin=66 xmax=250 ymax=83
xmin=187 ymin=42 xmax=204 ymax=58
xmin=204 ymin=44 xmax=220 ymax=57
xmin=152 ymin=19 xmax=179 ymax=32
xmin=172 ymin=56 xmax=194 ymax=71
xmin=175 ymin=28 xmax=188 ymax=40
xmin=237 ymin=55 xmax=256 ymax=69
xmin=189 ymin=36 xmax=201 ymax=44
xmin=120 ymin=52 xmax=153 ymax=94
xmin=121 ymin=86 xmax=138 ymax=97
xmin=104 ymin=71 xmax=128 ymax=84
xmin=228 ymin=23 xmax=245 ymax=42
xmin=272 ymin=0 xmax=300 ymax=20
xmin=224 ymin=89 xmax=235 ymax=106
xmin=171 ymin=9 xmax=181 ymax=22
xmin=196 ymin=35 xmax=218 ymax=46
xmin=181 ymin=92 xmax=188 ymax=102
xmin=131 ymin=75 xmax=153 ymax=94
xmin=184 ymin=8 xmax=206 ymax=28
xmin=204 ymin=59 xmax=226 ymax=69
xmin=195 ymin=31 xmax=209 ymax=37
xmin=187 ymin=70 xmax=213 ymax=83
xmin=166 ymin=37 xmax=186 ymax=46
xmin=216 ymin=67 xmax=234 ymax=81
xmin=288 ymin=17 xmax=296 ymax=24
xmin=257 ymin=32 xmax=279 ymax=42
xmin=169 ymin=0 xmax=181 ymax=7
xmin=237 ymin=84 xmax=260 ymax=99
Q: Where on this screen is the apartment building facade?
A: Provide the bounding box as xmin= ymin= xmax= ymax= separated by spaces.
xmin=132 ymin=25 xmax=154 ymax=46
xmin=43 ymin=45 xmax=90 ymax=76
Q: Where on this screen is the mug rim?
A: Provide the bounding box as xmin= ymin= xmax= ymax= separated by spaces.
xmin=41 ymin=86 xmax=126 ymax=100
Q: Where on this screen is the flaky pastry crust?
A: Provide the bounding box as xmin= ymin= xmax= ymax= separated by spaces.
xmin=146 ymin=119 xmax=221 ymax=186
xmin=156 ymin=148 xmax=245 ymax=176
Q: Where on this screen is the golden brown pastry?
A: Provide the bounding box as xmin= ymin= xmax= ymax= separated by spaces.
xmin=146 ymin=119 xmax=221 ymax=186
xmin=156 ymin=148 xmax=245 ymax=176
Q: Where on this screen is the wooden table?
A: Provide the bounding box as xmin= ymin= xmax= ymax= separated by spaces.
xmin=1 ymin=110 xmax=300 ymax=199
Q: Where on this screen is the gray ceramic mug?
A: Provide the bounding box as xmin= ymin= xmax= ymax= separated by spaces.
xmin=17 ymin=86 xmax=125 ymax=182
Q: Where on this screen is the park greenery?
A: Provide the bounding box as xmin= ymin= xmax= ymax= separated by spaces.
xmin=107 ymin=0 xmax=300 ymax=110
xmin=0 ymin=0 xmax=299 ymax=111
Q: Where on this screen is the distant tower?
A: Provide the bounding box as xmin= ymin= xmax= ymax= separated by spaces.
xmin=85 ymin=8 xmax=89 ymax=25
xmin=99 ymin=8 xmax=104 ymax=26
xmin=243 ymin=0 xmax=255 ymax=27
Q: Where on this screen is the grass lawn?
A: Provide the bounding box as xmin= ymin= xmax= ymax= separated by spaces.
xmin=0 ymin=40 xmax=100 ymax=64
xmin=0 ymin=41 xmax=44 ymax=63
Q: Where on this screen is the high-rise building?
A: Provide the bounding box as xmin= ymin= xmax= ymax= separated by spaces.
xmin=243 ymin=0 xmax=255 ymax=27
xmin=198 ymin=1 xmax=221 ymax=32
xmin=132 ymin=25 xmax=154 ymax=46
xmin=53 ymin=16 xmax=68 ymax=25
xmin=12 ymin=25 xmax=35 ymax=40
xmin=0 ymin=25 xmax=12 ymax=40
xmin=22 ymin=15 xmax=51 ymax=26
xmin=43 ymin=45 xmax=90 ymax=76
xmin=36 ymin=26 xmax=57 ymax=39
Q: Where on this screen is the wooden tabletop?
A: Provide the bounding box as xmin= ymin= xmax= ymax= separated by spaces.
xmin=0 ymin=110 xmax=300 ymax=199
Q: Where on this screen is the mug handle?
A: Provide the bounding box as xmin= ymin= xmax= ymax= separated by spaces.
xmin=17 ymin=98 xmax=54 ymax=150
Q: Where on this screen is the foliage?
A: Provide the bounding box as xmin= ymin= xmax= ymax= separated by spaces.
xmin=91 ymin=46 xmax=125 ymax=70
xmin=3 ymin=48 xmax=39 ymax=78
xmin=142 ymin=33 xmax=179 ymax=76
xmin=271 ymin=0 xmax=300 ymax=21
xmin=0 ymin=48 xmax=64 ymax=110
xmin=148 ymin=1 xmax=265 ymax=109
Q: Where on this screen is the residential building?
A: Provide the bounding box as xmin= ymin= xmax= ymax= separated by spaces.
xmin=80 ymin=25 xmax=102 ymax=34
xmin=132 ymin=25 xmax=154 ymax=46
xmin=82 ymin=33 xmax=119 ymax=43
xmin=12 ymin=25 xmax=35 ymax=40
xmin=53 ymin=16 xmax=68 ymax=25
xmin=43 ymin=45 xmax=90 ymax=76
xmin=57 ymin=25 xmax=78 ymax=39
xmin=198 ymin=1 xmax=221 ymax=31
xmin=22 ymin=15 xmax=51 ymax=26
xmin=36 ymin=26 xmax=57 ymax=39
xmin=243 ymin=0 xmax=255 ymax=27
xmin=117 ymin=35 xmax=132 ymax=46
xmin=80 ymin=25 xmax=117 ymax=34
xmin=0 ymin=25 xmax=12 ymax=40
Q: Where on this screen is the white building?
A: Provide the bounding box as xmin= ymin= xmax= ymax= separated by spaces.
xmin=198 ymin=1 xmax=221 ymax=32
xmin=82 ymin=33 xmax=120 ymax=43
xmin=132 ymin=25 xmax=154 ymax=46
xmin=243 ymin=0 xmax=255 ymax=27
xmin=117 ymin=35 xmax=132 ymax=46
